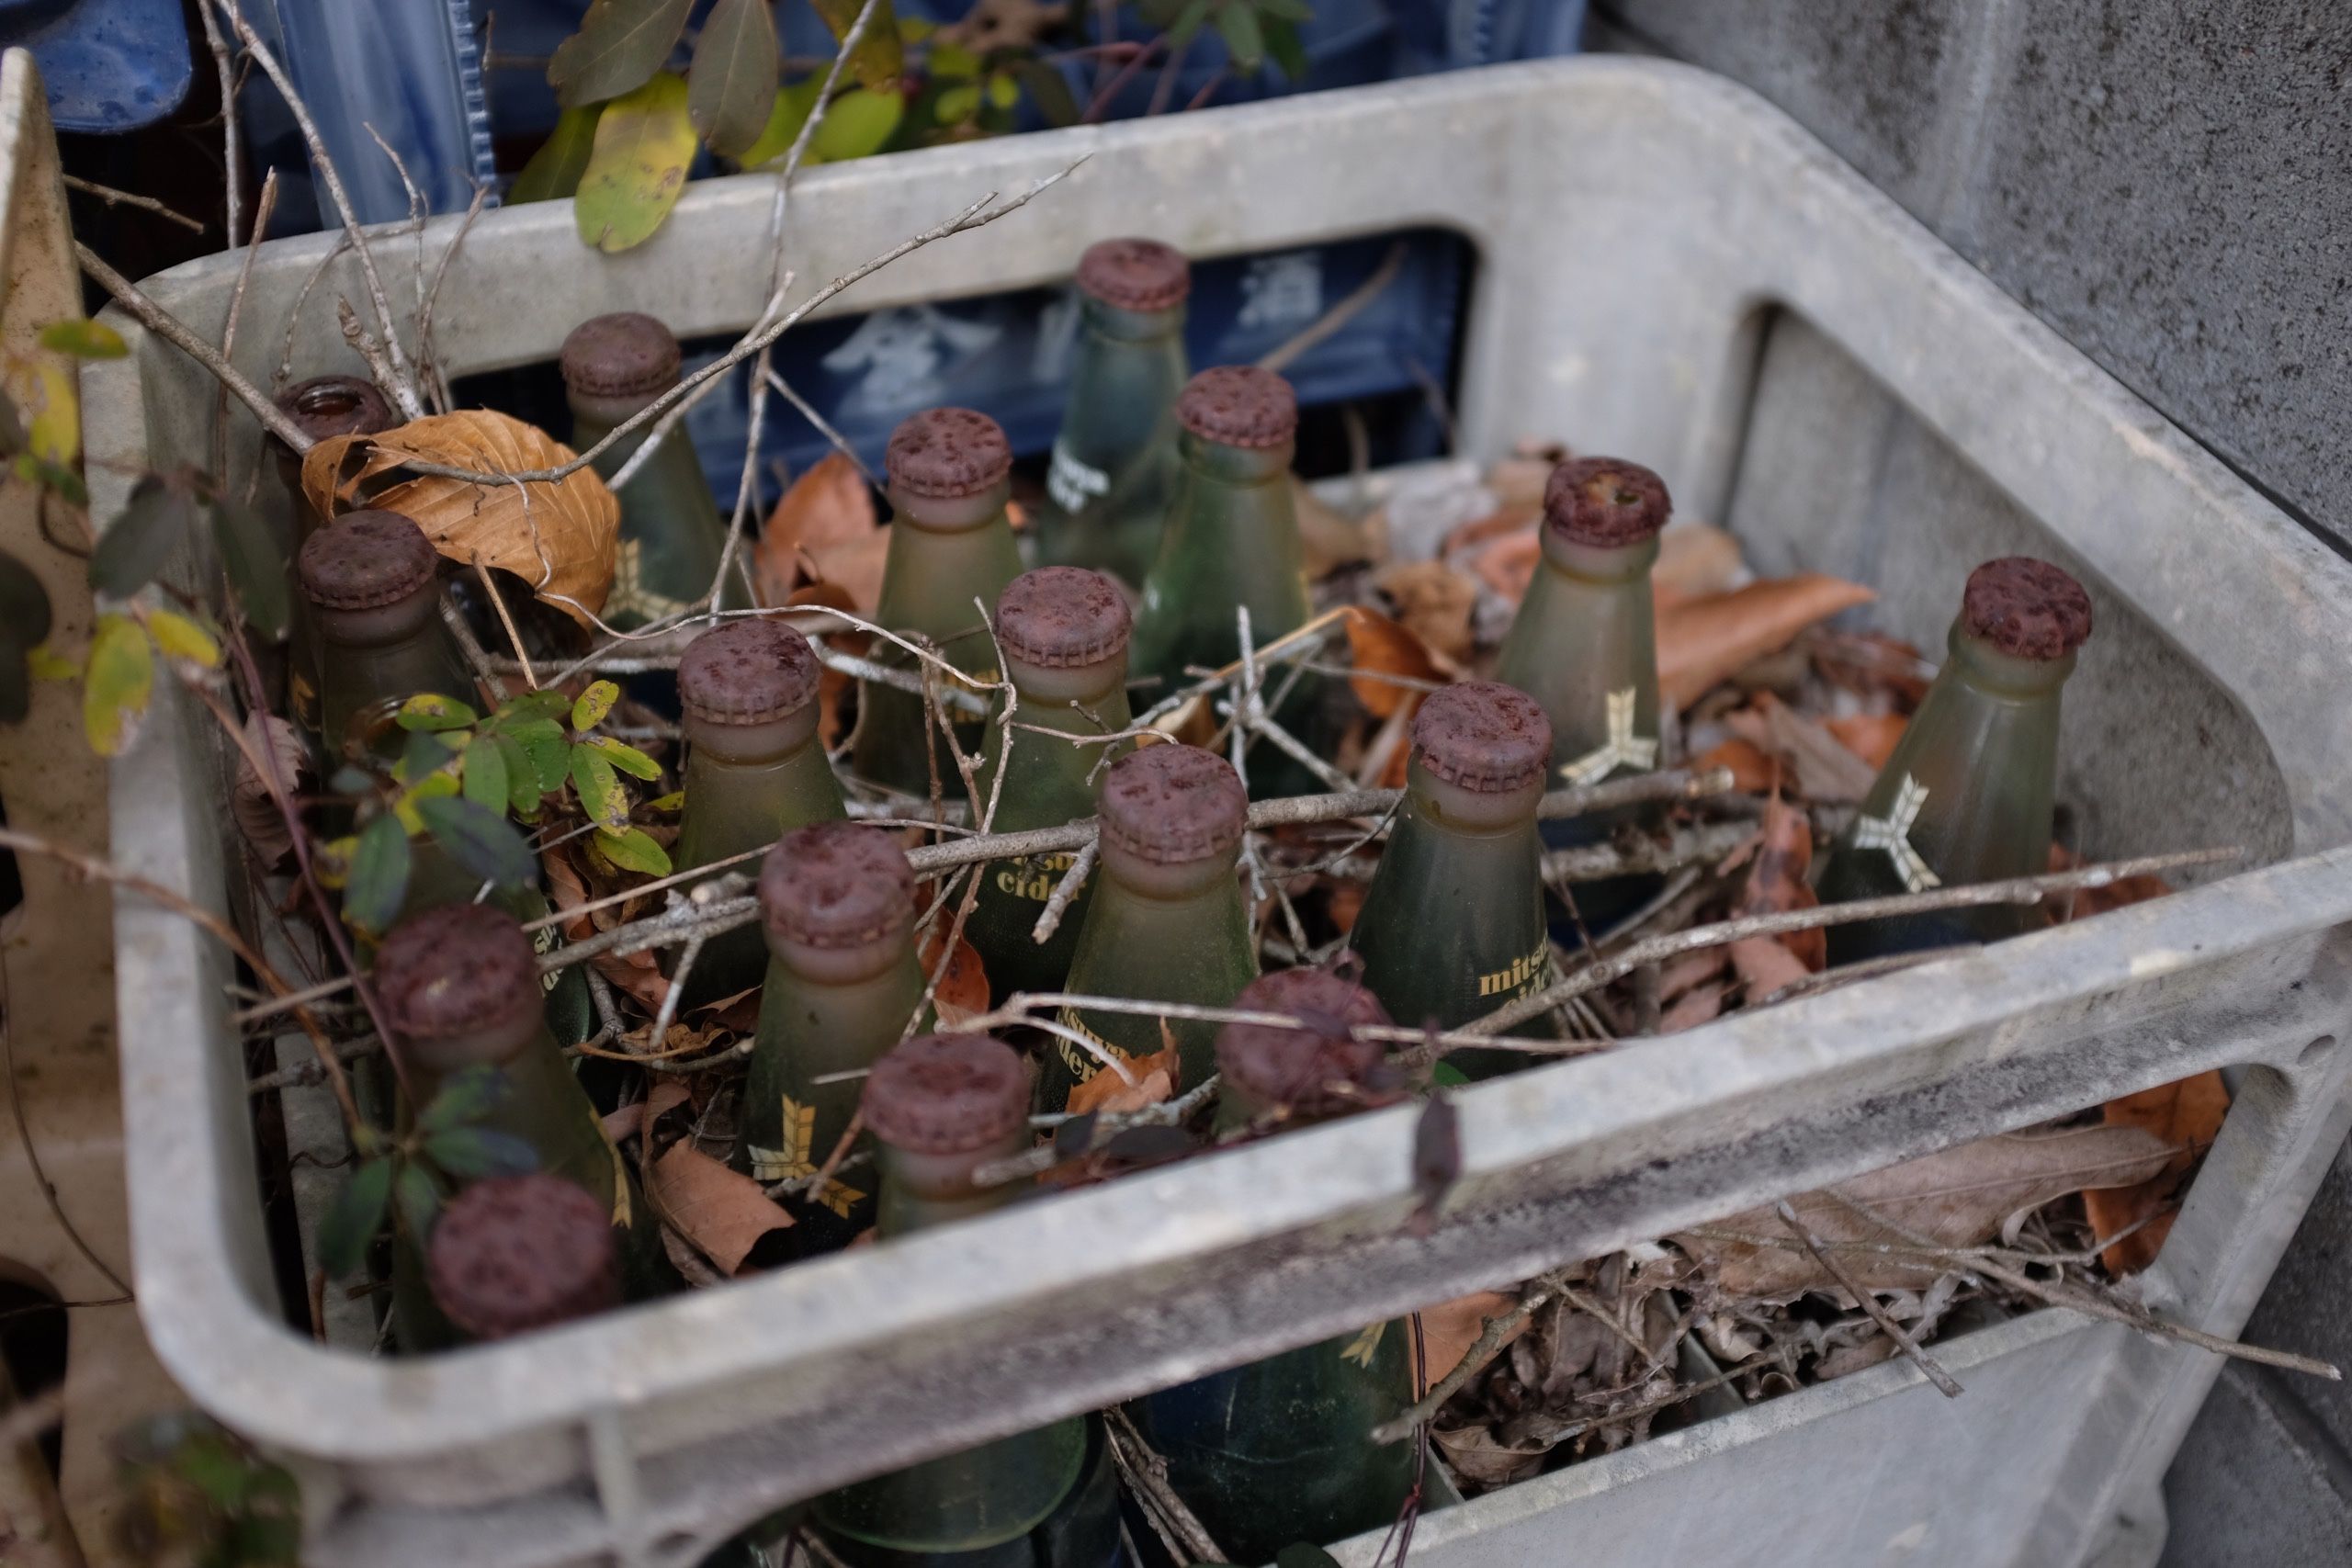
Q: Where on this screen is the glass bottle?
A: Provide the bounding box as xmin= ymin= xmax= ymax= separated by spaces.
xmin=1134 ymin=967 xmax=1416 ymax=1562
xmin=670 ymin=618 xmax=850 ymax=1004
xmin=852 ymin=408 xmax=1026 ymax=800
xmin=737 ymin=823 xmax=933 ymax=1251
xmin=1815 ymin=557 xmax=2094 ymax=963
xmin=374 ymin=903 xmax=671 ymax=1350
xmin=562 ymin=311 xmax=747 ymax=628
xmin=1129 ymin=366 xmax=1323 ymax=799
xmin=1492 ymin=456 xmax=1671 ymax=936
xmin=276 ymin=375 xmax=396 ymax=734
xmin=811 ymin=1033 xmax=1122 ymax=1568
xmin=299 ymin=509 xmax=474 ymax=765
xmin=425 ymin=1171 xmax=622 ymax=1343
xmin=965 ymin=569 xmax=1136 ymax=1000
xmin=1043 ymin=743 xmax=1257 ymax=1111
xmin=1350 ymin=682 xmax=1555 ymax=1077
xmin=1030 ymin=238 xmax=1191 ymax=587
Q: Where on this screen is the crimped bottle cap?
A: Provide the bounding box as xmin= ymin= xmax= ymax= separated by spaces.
xmin=1177 ymin=366 xmax=1297 ymax=449
xmin=678 ymin=619 xmax=820 ymax=726
xmin=862 ymin=1032 xmax=1029 ymax=1155
xmin=1098 ymin=743 xmax=1247 ymax=864
xmin=760 ymin=823 xmax=918 ymax=949
xmin=427 ymin=1173 xmax=619 ymax=1341
xmin=298 ymin=510 xmax=440 ymax=610
xmin=1410 ymin=682 xmax=1553 ymax=793
xmin=1216 ymin=968 xmax=1391 ymax=1117
xmin=278 ymin=375 xmax=395 ymax=446
xmin=995 ymin=567 xmax=1132 ymax=670
xmin=560 ymin=312 xmax=683 ymax=400
xmin=1962 ymin=557 xmax=2094 ymax=660
xmin=886 ymin=408 xmax=1012 ymax=499
xmin=1543 ymin=457 xmax=1671 ymax=547
xmin=375 ymin=903 xmax=542 ymax=1042
xmin=1075 ymin=238 xmax=1191 ymax=311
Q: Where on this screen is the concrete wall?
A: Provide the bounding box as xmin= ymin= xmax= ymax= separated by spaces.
xmin=1586 ymin=3 xmax=2352 ymax=1561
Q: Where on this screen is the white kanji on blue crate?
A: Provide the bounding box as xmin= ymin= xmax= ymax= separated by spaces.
xmin=820 ymin=305 xmax=1004 ymax=416
xmin=1236 ymin=251 xmax=1325 ymax=333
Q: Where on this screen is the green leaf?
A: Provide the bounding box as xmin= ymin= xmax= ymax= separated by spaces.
xmin=548 ymin=0 xmax=695 ymax=107
xmin=424 ymin=1126 xmax=541 ymax=1180
xmin=1261 ymin=14 xmax=1308 ymax=79
xmin=1168 ymin=0 xmax=1214 ymax=49
xmin=394 ymin=1161 xmax=443 ymax=1246
xmin=571 ymin=679 xmax=621 ymax=731
xmin=1430 ymin=1059 xmax=1470 ymax=1088
xmin=460 ymin=735 xmax=509 ymax=815
xmin=987 ymin=73 xmax=1020 ymax=111
xmin=511 ymin=716 xmax=571 ymax=791
xmin=1015 ymin=60 xmax=1081 ymax=128
xmin=579 ymin=732 xmax=662 ymax=779
xmin=928 ymin=39 xmax=980 ymax=80
xmin=645 ymin=788 xmax=685 ymax=813
xmin=689 ymin=0 xmax=781 ymax=159
xmin=395 ymin=726 xmax=461 ymax=784
xmin=398 ymin=692 xmax=480 ymax=731
xmin=317 ymin=1157 xmax=392 ymax=1279
xmin=492 ymin=732 xmax=543 ymax=815
xmin=82 ymin=613 xmax=153 ymax=755
xmin=417 ymin=795 xmax=538 ymax=889
xmin=574 ymin=72 xmax=699 ymax=254
xmin=418 ymin=1064 xmax=510 ymax=1135
xmin=739 ymin=75 xmax=824 ymax=166
xmin=13 ymin=454 xmax=85 ymax=507
xmin=38 ymin=317 xmax=127 ymax=359
xmin=812 ymin=86 xmax=905 ymax=163
xmin=510 ymin=105 xmax=604 ymax=203
xmin=935 ymin=81 xmax=980 ymax=121
xmin=496 ymin=688 xmax=578 ymax=725
xmin=595 ymin=826 xmax=673 ymax=876
xmin=87 ymin=476 xmax=190 ymax=598
xmin=1256 ymin=0 xmax=1313 ymax=21
xmin=207 ymin=497 xmax=291 ymax=640
xmin=145 ymin=607 xmax=221 ymax=668
xmin=570 ymin=742 xmax=630 ymax=829
xmin=808 ymin=0 xmax=904 ymax=93
xmin=343 ymin=812 xmax=413 ymax=933
xmin=1216 ymin=3 xmax=1264 ymax=72
xmin=0 ymin=547 xmax=52 ymax=649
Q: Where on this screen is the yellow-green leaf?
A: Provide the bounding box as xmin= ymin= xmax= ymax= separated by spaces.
xmin=145 ymin=608 xmax=221 ymax=668
xmin=578 ymin=732 xmax=662 ymax=779
xmin=808 ymin=0 xmax=904 ymax=93
xmin=27 ymin=360 xmax=77 ymax=466
xmin=83 ymin=614 xmax=153 ymax=755
xmin=314 ymin=834 xmax=356 ymax=890
xmin=510 ymin=105 xmax=604 ymax=203
xmin=571 ymin=679 xmax=621 ymax=731
xmin=741 ymin=75 xmax=824 ymax=167
xmin=570 ymin=742 xmax=630 ymax=829
xmin=987 ymin=73 xmax=1019 ymax=111
xmin=25 ymin=643 xmax=78 ymax=681
xmin=929 ymin=39 xmax=979 ymax=80
xmin=399 ymin=692 xmax=481 ymax=731
xmin=936 ymin=81 xmax=980 ymax=122
xmin=689 ymin=0 xmax=781 ymax=160
xmin=392 ymin=771 xmax=460 ymax=835
xmin=645 ymin=789 xmax=685 ymax=813
xmin=37 ymin=318 xmax=127 ymax=359
xmin=812 ymin=86 xmax=905 ymax=163
xmin=575 ymin=72 xmax=698 ymax=254
xmin=595 ymin=826 xmax=673 ymax=876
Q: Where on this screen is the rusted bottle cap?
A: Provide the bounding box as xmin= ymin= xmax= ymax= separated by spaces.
xmin=277 ymin=375 xmax=395 ymax=446
xmin=426 ymin=1173 xmax=620 ymax=1341
xmin=761 ymin=823 xmax=918 ymax=949
xmin=560 ymin=311 xmax=684 ymax=400
xmin=1098 ymin=743 xmax=1247 ymax=864
xmin=374 ymin=902 xmax=543 ymax=1043
xmin=862 ymin=1033 xmax=1029 ymax=1155
xmin=886 ymin=408 xmax=1012 ymax=500
xmin=1962 ymin=557 xmax=2094 ymax=660
xmin=1075 ymin=238 xmax=1192 ymax=312
xmin=995 ymin=567 xmax=1132 ymax=671
xmin=298 ymin=510 xmax=441 ymax=609
xmin=1411 ymin=681 xmax=1553 ymax=793
xmin=1543 ymin=457 xmax=1671 ymax=547
xmin=678 ymin=619 xmax=821 ymax=726
xmin=1217 ymin=968 xmax=1391 ymax=1118
xmin=1177 ymin=366 xmax=1297 ymax=450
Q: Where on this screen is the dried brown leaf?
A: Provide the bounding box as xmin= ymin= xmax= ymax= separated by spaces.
xmin=2083 ymin=1071 xmax=2228 ymax=1276
xmin=600 ymin=1079 xmax=691 ymax=1145
xmin=1729 ymin=935 xmax=1813 ymax=998
xmin=1690 ymin=736 xmax=1778 ymax=793
xmin=1734 ymin=793 xmax=1824 ymax=970
xmin=1652 ymin=521 xmax=1746 ymax=607
xmin=1659 ymin=980 xmax=1729 ymax=1032
xmin=546 ymin=842 xmax=671 ymax=1010
xmin=1826 ymin=712 xmax=1907 ymax=772
xmin=754 ymin=453 xmax=877 ymax=608
xmin=1067 ymin=1038 xmax=1180 ymax=1118
xmin=1431 ymin=1423 xmax=1546 ymax=1488
xmin=232 ymin=713 xmax=309 ymax=865
xmin=650 ymin=1140 xmax=794 ymax=1276
xmin=2049 ymin=843 xmax=2177 ymax=919
xmin=1725 ymin=693 xmax=1878 ymax=805
xmin=1343 ymin=604 xmax=1455 ymax=719
xmin=1416 ymin=1289 xmax=1523 ymax=1392
xmin=918 ymin=927 xmax=991 ymax=1028
xmin=1657 ymin=573 xmax=1876 ymax=709
xmin=1293 ymin=474 xmax=1384 ymax=577
xmin=1374 ymin=559 xmax=1479 ymax=665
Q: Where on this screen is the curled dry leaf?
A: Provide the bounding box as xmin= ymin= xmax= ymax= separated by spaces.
xmin=2082 ymin=1070 xmax=2228 ymax=1276
xmin=545 ymin=841 xmax=672 ymax=1011
xmin=1374 ymin=559 xmax=1479 ymax=665
xmin=1657 ymin=573 xmax=1875 ymax=709
xmin=1417 ymin=1289 xmax=1525 ymax=1392
xmin=1431 ymin=1423 xmax=1547 ymax=1489
xmin=1690 ymin=736 xmax=1777 ymax=793
xmin=1293 ymin=475 xmax=1385 ymax=578
xmin=918 ymin=927 xmax=992 ymax=1027
xmin=754 ymin=453 xmax=886 ymax=615
xmin=600 ymin=1080 xmax=691 ymax=1145
xmin=650 ymin=1139 xmax=793 ymax=1276
xmin=1342 ymin=604 xmax=1456 ymax=719
xmin=1652 ymin=522 xmax=1746 ymax=607
xmin=1826 ymin=713 xmax=1907 ymax=772
xmin=1734 ymin=793 xmax=1825 ymax=971
xmin=1659 ymin=979 xmax=1730 ymax=1032
xmin=1678 ymin=1123 xmax=2183 ymax=1301
xmin=302 ymin=411 xmax=619 ymax=630
xmin=1724 ymin=692 xmax=1878 ymax=804
xmin=232 ymin=713 xmax=310 ymax=865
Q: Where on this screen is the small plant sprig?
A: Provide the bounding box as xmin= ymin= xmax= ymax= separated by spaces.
xmin=115 ymin=1411 xmax=301 ymax=1568
xmin=314 ymin=1066 xmax=539 ymax=1280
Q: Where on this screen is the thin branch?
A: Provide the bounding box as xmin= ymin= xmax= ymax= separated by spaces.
xmin=193 ymin=0 xmax=243 ymax=246
xmin=1029 ymin=838 xmax=1096 ymax=945
xmin=212 ymin=168 xmax=278 ymax=477
xmin=77 ymin=242 xmax=311 ymax=452
xmin=1775 ymin=1199 xmax=1962 ymax=1397
xmin=1259 ymin=240 xmax=1408 ymax=376
xmin=1370 ymin=1268 xmax=1578 ymax=1443
xmin=61 ymin=175 xmax=207 ymax=234
xmin=764 ymin=364 xmax=878 ymax=485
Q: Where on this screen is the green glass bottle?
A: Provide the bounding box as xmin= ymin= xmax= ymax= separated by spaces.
xmin=966 ymin=569 xmax=1136 ymax=1000
xmin=852 ymin=409 xmax=1026 ymax=800
xmin=1043 ymin=743 xmax=1257 ymax=1111
xmin=562 ymin=311 xmax=746 ymax=628
xmin=1492 ymin=457 xmax=1671 ymax=935
xmin=1129 ymin=366 xmax=1324 ymax=799
xmin=1031 ymin=239 xmax=1191 ymax=587
xmin=374 ymin=904 xmax=671 ymax=1350
xmin=811 ymin=1033 xmax=1122 ymax=1568
xmin=1350 ymin=682 xmax=1555 ymax=1077
xmin=1135 ymin=967 xmax=1416 ymax=1561
xmin=276 ymin=376 xmax=396 ymax=734
xmin=299 ymin=509 xmax=474 ymax=764
xmin=737 ymin=823 xmax=933 ymax=1251
xmin=425 ymin=1171 xmax=623 ymax=1343
xmin=1816 ymin=557 xmax=2094 ymax=963
xmin=671 ymin=618 xmax=850 ymax=1004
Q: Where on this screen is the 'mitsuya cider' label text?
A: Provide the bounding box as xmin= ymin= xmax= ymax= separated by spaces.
xmin=1055 ymin=1006 xmax=1130 ymax=1085
xmin=996 ymin=851 xmax=1080 ymax=904
xmin=1047 ymin=442 xmax=1111 ymax=513
xmin=1476 ymin=936 xmax=1554 ymax=1001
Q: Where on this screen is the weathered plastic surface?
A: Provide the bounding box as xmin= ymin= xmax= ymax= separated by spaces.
xmin=82 ymin=58 xmax=2352 ymax=1568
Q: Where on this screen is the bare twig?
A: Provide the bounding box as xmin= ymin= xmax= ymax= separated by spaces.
xmin=77 ymin=242 xmax=311 ymax=452
xmin=1259 ymin=240 xmax=1408 ymax=376
xmin=62 ymin=175 xmax=207 ymax=234
xmin=1029 ymin=839 xmax=1097 ymax=945
xmin=1775 ymin=1199 xmax=1962 ymax=1397
xmin=193 ymin=0 xmax=243 ymax=245
xmin=1371 ymin=1268 xmax=1579 ymax=1442
xmin=1104 ymin=1409 xmax=1227 ymax=1564
xmin=212 ymin=169 xmax=279 ymax=477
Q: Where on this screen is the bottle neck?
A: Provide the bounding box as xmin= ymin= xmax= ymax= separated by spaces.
xmin=876 ymin=1131 xmax=1026 ymax=1237
xmin=1536 ymin=530 xmax=1658 ymax=584
xmin=1181 ymin=430 xmax=1293 ymax=489
xmin=401 ymin=1010 xmax=541 ymax=1100
xmin=1080 ymin=295 xmax=1184 ymax=344
xmin=1401 ymin=758 xmax=1545 ymax=835
xmin=978 ymin=657 xmax=1132 ymax=818
xmin=765 ymin=928 xmax=916 ymax=987
xmin=313 ymin=583 xmax=442 ymax=649
xmin=567 ymin=385 xmax=662 ymax=456
xmin=1096 ymin=840 xmax=1240 ymax=900
xmin=888 ymin=479 xmax=1014 ymax=535
xmin=684 ymin=704 xmax=820 ymax=765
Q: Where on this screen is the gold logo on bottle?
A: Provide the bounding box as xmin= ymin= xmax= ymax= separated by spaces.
xmin=1053 ymin=1007 xmax=1135 ymax=1085
xmin=995 ymin=851 xmax=1080 ymax=903
xmin=746 ymin=1093 xmax=866 ymax=1219
xmin=1340 ymin=1322 xmax=1387 ymax=1368
xmin=605 ymin=536 xmax=691 ymax=625
xmin=1558 ymin=688 xmax=1657 ymax=785
xmin=1476 ymin=937 xmax=1554 ymax=999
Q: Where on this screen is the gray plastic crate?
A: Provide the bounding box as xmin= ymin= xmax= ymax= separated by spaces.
xmin=83 ymin=57 xmax=2352 ymax=1568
